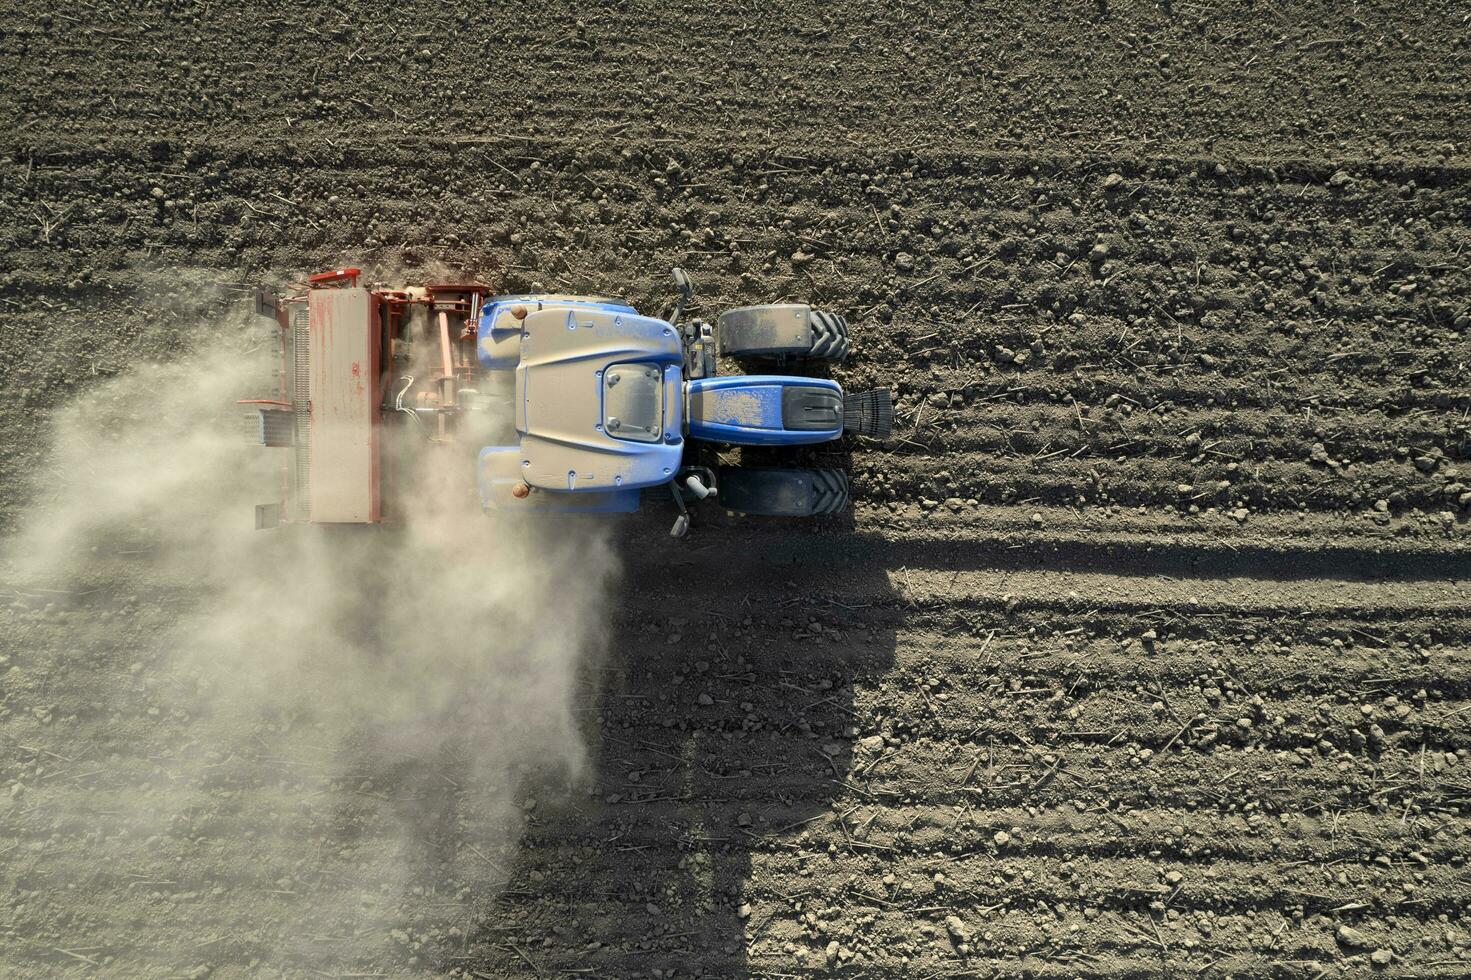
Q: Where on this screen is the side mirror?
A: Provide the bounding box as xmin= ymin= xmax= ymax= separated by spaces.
xmin=672 ymin=267 xmax=694 ymax=301
xmin=669 ymin=267 xmax=695 ymax=326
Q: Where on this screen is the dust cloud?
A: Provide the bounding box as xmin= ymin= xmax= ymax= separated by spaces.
xmin=2 ymin=299 xmax=619 ymax=975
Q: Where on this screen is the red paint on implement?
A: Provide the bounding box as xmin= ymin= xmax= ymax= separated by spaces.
xmin=306 ymin=287 xmax=380 ymax=522
xmin=308 ymin=268 xmax=361 ymax=287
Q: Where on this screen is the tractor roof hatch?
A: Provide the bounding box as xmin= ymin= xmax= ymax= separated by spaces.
xmin=602 ymin=362 xmax=665 ymax=443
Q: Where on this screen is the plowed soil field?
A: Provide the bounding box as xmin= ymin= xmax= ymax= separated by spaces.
xmin=3 ymin=1 xmax=1470 ymax=978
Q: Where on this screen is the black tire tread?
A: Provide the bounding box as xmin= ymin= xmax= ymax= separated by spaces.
xmin=809 ymin=467 xmax=850 ymax=515
xmin=807 ymin=310 xmax=850 ymax=362
xmin=716 ymin=466 xmax=851 ymax=518
xmin=720 ymin=306 xmax=851 ymax=362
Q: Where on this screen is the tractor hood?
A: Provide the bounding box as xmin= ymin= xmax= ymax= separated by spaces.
xmin=685 ymin=375 xmax=843 ymax=446
xmin=513 ymin=307 xmax=684 ymax=491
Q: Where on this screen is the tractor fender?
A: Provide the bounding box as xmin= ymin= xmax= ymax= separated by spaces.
xmin=477 ymin=295 xmax=636 ymax=372
xmin=477 ymin=446 xmax=641 ymax=513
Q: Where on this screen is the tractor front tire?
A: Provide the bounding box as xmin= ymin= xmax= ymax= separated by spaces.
xmin=717 ymin=467 xmax=850 ymax=517
xmin=717 ymin=304 xmax=850 ymax=363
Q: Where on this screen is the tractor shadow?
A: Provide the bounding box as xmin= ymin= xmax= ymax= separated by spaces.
xmin=464 ymin=516 xmax=901 ymax=978
xmin=445 ymin=508 xmax=1462 ymax=977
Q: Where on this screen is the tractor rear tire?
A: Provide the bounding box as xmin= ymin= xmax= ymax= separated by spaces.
xmin=716 ymin=467 xmax=850 ymax=517
xmin=717 ymin=305 xmax=850 ymax=363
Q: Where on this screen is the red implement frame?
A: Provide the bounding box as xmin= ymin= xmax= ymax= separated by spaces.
xmin=250 ymin=271 xmax=488 ymax=526
xmin=307 ymin=286 xmax=381 ymax=523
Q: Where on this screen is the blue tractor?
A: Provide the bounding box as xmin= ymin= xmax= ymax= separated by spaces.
xmin=249 ymin=268 xmax=892 ymax=535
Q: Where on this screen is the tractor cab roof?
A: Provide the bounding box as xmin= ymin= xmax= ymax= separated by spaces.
xmin=513 ymin=306 xmax=684 ymax=492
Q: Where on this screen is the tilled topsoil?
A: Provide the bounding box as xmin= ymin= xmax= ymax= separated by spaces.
xmin=2 ymin=1 xmax=1470 ymax=978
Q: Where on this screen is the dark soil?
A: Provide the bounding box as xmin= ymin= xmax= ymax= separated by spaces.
xmin=3 ymin=1 xmax=1470 ymax=977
